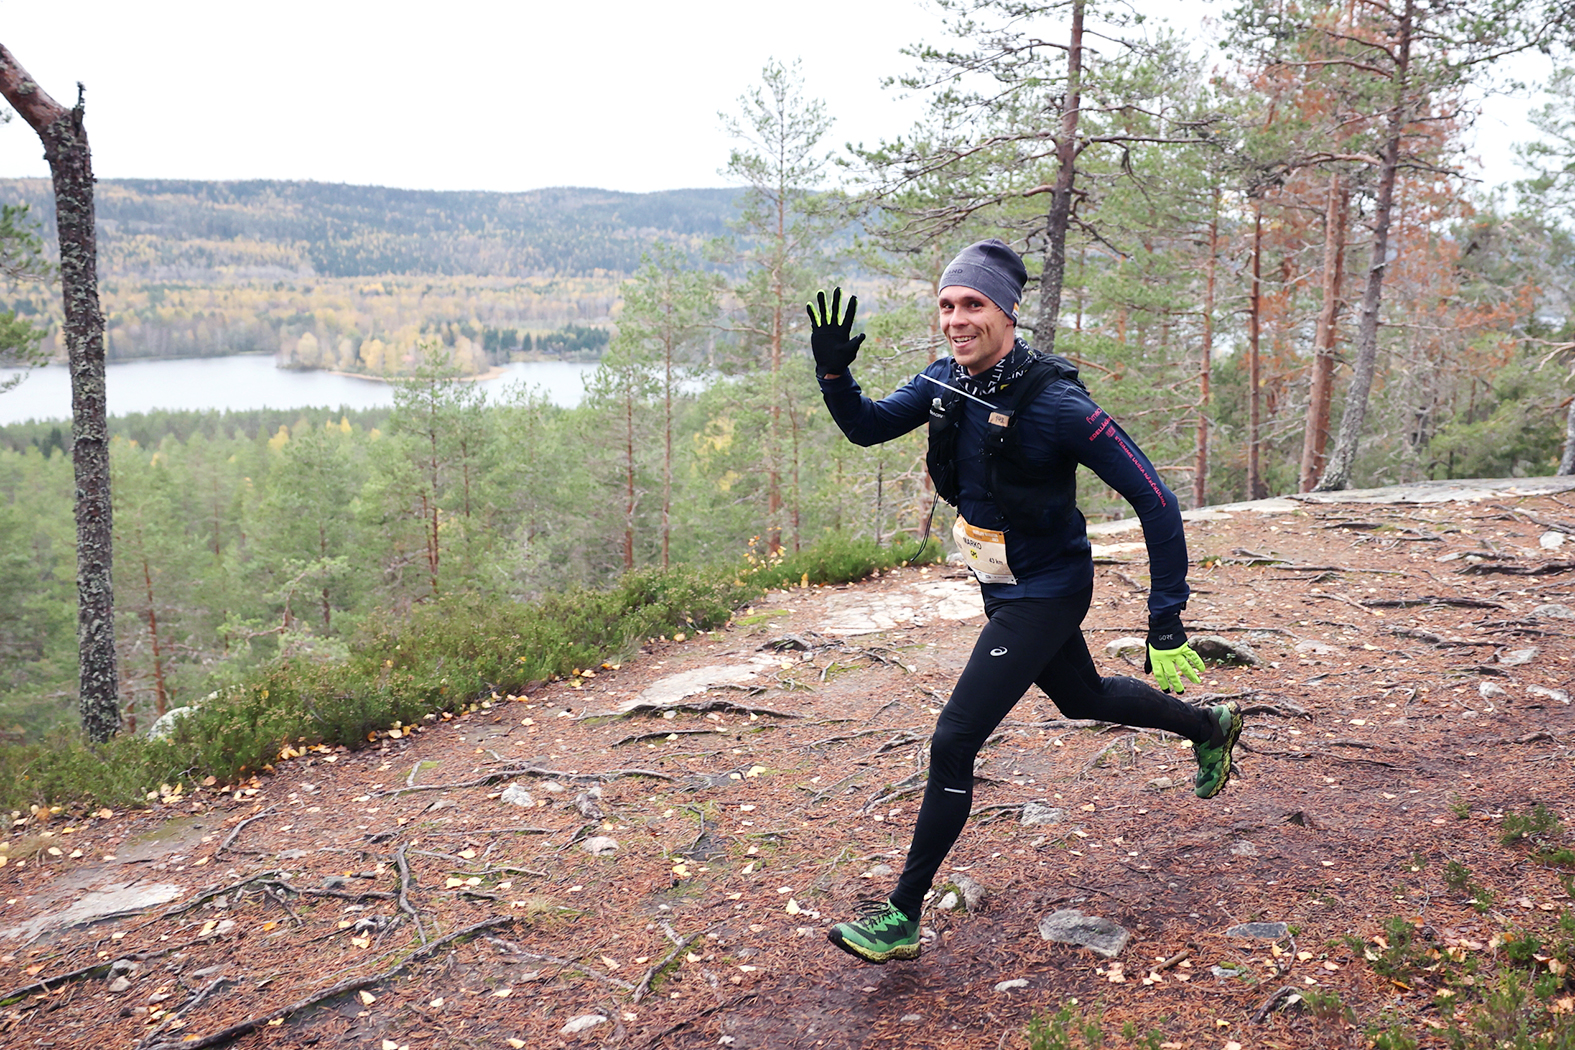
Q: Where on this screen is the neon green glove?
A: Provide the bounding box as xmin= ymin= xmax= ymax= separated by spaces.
xmin=1144 ymin=612 xmax=1206 ymax=694
xmin=1146 ymin=642 xmax=1206 ymax=693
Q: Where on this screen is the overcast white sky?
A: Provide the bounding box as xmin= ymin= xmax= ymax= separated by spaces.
xmin=0 ymin=0 xmax=1548 ymax=196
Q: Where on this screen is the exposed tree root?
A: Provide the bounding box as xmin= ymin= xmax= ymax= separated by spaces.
xmin=142 ymin=916 xmax=513 ymax=1050
xmin=214 ymin=807 xmax=276 ymax=857
xmin=379 ymin=765 xmax=674 ymax=797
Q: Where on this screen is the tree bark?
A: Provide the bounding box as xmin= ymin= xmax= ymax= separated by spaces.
xmin=1035 ymin=0 xmax=1084 ymax=350
xmin=0 ymin=45 xmax=120 ymax=741
xmin=1315 ymin=0 xmax=1413 ymax=492
xmin=1300 ymin=172 xmax=1349 ymax=492
xmin=1560 ymin=397 xmax=1575 ymax=476
xmin=662 ymin=324 xmax=673 ymax=570
xmin=623 ymin=385 xmax=636 ymax=570
xmin=1194 ymin=189 xmax=1219 ymax=509
xmin=1247 ymin=198 xmax=1265 ymax=500
xmin=140 ymin=552 xmax=168 ymax=717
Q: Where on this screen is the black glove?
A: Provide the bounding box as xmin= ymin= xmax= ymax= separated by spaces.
xmin=806 ymin=287 xmax=865 ymax=377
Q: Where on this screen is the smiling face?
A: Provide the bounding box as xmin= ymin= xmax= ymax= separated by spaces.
xmin=938 ymin=285 xmax=1015 ymax=375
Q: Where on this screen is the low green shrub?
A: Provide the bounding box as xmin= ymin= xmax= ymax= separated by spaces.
xmin=1503 ymin=804 xmax=1575 ymax=869
xmin=0 ymin=535 xmax=925 ymax=809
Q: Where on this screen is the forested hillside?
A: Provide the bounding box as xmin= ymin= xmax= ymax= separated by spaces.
xmin=0 ymin=180 xmax=737 ymax=371
xmin=0 ymin=179 xmax=739 ymax=279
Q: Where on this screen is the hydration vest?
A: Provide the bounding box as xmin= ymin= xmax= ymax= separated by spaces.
xmin=926 ymin=352 xmax=1086 ymax=536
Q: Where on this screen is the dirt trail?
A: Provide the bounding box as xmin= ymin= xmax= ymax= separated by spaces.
xmin=2 ymin=484 xmax=1574 ymax=1049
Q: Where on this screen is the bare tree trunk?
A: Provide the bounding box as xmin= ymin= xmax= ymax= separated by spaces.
xmin=140 ymin=553 xmax=168 ymax=717
xmin=1300 ymin=173 xmax=1349 ymax=492
xmin=662 ymin=330 xmax=673 ymax=569
xmin=424 ymin=396 xmax=441 ymax=596
xmin=788 ymin=391 xmax=802 ymax=553
xmin=1561 ymin=397 xmax=1575 ymax=475
xmin=0 ymin=45 xmax=119 ymax=740
xmin=1194 ymin=189 xmax=1219 ymax=509
xmin=1035 ymin=0 xmax=1084 ymax=350
xmin=320 ymin=525 xmax=332 ymax=631
xmin=1315 ymin=0 xmax=1412 ymax=492
xmin=766 ymin=194 xmax=786 ymax=555
xmin=624 ymin=388 xmax=636 ymax=570
xmin=1247 ymin=198 xmax=1265 ymax=500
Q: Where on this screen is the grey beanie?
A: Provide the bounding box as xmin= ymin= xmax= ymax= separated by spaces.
xmin=938 ymin=238 xmax=1027 ymax=323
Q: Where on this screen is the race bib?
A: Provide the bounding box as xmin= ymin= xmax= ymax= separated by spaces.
xmin=952 ymin=514 xmax=1016 ymax=585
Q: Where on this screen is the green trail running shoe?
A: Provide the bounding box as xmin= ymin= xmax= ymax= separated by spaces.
xmin=1194 ymin=700 xmax=1243 ymax=799
xmin=827 ymin=900 xmax=920 ymax=964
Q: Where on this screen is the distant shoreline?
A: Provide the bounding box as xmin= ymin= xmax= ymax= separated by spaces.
xmin=310 ymin=364 xmax=509 ymax=384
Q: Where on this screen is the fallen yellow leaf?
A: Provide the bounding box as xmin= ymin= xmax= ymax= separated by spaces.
xmin=508 ymin=1040 xmax=527 ymax=1049
xmin=492 ymin=987 xmax=511 ymax=998
xmin=359 ymin=990 xmax=376 ymax=1005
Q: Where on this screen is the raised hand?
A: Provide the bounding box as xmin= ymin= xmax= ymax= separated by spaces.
xmin=806 ymin=287 xmax=866 ymax=377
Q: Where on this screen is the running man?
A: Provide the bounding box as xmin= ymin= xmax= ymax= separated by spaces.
xmin=807 ymin=238 xmax=1243 ymax=964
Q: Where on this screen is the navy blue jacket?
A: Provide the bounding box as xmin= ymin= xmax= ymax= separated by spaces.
xmin=819 ymin=357 xmax=1190 ymax=618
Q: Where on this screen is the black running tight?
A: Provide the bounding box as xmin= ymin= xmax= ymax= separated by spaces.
xmin=888 ymin=587 xmax=1212 ymax=919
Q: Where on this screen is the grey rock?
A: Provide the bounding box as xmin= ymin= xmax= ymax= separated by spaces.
xmin=1540 ymin=531 xmax=1566 ymax=549
xmin=994 ymin=978 xmax=1029 ymax=992
xmin=1500 ymin=647 xmax=1539 ymax=667
xmin=1145 ymin=776 xmax=1177 ymax=791
xmin=321 ymin=876 xmax=349 ymax=890
xmin=950 ymin=873 xmax=987 ymax=911
xmin=1021 ymin=802 xmax=1067 ymax=826
xmin=936 ymin=891 xmax=960 ymax=911
xmin=901 ymin=1013 xmax=922 ymax=1022
xmin=424 ymin=798 xmax=456 ymax=812
xmin=1189 ymin=635 xmax=1263 ymax=666
xmin=574 ymin=786 xmax=605 ymax=821
xmin=109 ymin=959 xmax=139 ymax=975
xmin=1527 ymin=685 xmax=1571 ymax=705
xmin=146 ymin=705 xmax=198 ymax=741
xmin=581 ymin=836 xmax=618 ymax=856
xmin=0 ymin=881 xmax=184 ymax=942
xmin=1229 ymin=839 xmax=1259 ymax=857
xmin=1293 ymin=640 xmax=1335 ymax=655
xmin=500 ymin=783 xmax=535 ymax=808
xmin=1103 ymin=636 xmax=1147 ymax=659
xmin=107 ymin=976 xmax=132 ymax=993
xmin=1037 ymin=909 xmax=1131 ymax=958
xmin=867 ymin=863 xmax=893 ymax=878
xmin=1212 ymin=964 xmax=1248 ymax=978
xmin=192 ymin=965 xmax=224 ymax=977
xmin=559 ymin=1014 xmax=608 ymax=1037
xmin=1226 ymin=921 xmax=1289 ymax=940
xmin=1479 ymin=681 xmax=1508 ymax=699
xmin=540 ymin=780 xmax=566 ymax=794
xmin=1531 ymin=603 xmax=1575 ymax=620
xmin=276 ymin=849 xmax=307 ymax=860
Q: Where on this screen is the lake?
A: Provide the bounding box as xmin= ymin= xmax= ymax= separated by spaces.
xmin=0 ymin=355 xmax=599 ymax=426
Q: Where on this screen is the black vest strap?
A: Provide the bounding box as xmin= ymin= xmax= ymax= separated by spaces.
xmin=924 ymin=352 xmax=1086 ymax=535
